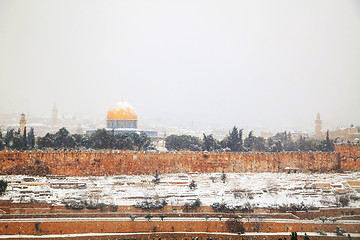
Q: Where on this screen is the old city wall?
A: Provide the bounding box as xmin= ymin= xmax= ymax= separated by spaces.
xmin=336 ymin=144 xmax=360 ymax=171
xmin=0 ymin=145 xmax=359 ymax=176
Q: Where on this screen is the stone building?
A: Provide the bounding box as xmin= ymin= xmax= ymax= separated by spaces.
xmin=106 ymin=101 xmax=138 ymax=129
xmin=87 ymin=101 xmax=164 ymax=146
xmin=19 ymin=113 xmax=26 ymax=136
xmin=314 ymin=113 xmax=360 ymax=143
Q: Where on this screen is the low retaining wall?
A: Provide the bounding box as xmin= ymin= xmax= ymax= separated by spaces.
xmin=0 ymin=220 xmax=359 ymax=235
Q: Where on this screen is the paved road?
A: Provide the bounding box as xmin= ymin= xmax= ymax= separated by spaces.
xmin=0 ymin=217 xmax=359 ymax=224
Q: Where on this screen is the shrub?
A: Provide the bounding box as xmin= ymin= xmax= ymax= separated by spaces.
xmin=211 ymin=202 xmax=236 ymax=213
xmin=317 ymin=229 xmax=327 ymax=236
xmin=338 ymin=196 xmax=350 ymax=207
xmin=145 ymin=214 xmax=153 ymax=221
xmin=0 ymin=180 xmax=7 ymax=195
xmin=303 ymin=233 xmax=310 ymax=240
xmin=98 ymin=203 xmax=107 ymax=212
xmin=189 ymin=180 xmax=197 ymax=190
xmin=109 ymin=204 xmax=118 ymax=212
xmin=85 ymin=202 xmax=98 ymax=210
xmin=183 ymin=198 xmax=202 ymax=211
xmin=290 ymin=232 xmax=297 ymax=240
xmin=65 ymin=202 xmax=84 ymax=210
xmin=225 ymin=216 xmax=245 ymax=234
xmin=129 ymin=215 xmax=137 ymax=221
xmin=334 ymin=226 xmax=346 ymax=236
xmin=221 ymin=171 xmax=227 ymax=183
xmin=134 ymin=199 xmax=167 ymax=209
xmin=350 ymin=195 xmax=360 ymax=201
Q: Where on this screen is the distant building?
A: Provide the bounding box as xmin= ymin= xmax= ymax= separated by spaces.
xmin=290 ymin=131 xmax=309 ymax=142
xmin=87 ymin=101 xmax=164 ymax=145
xmin=315 ymin=112 xmax=322 ymax=139
xmin=106 ymin=101 xmax=138 ymax=129
xmin=19 ymin=113 xmax=26 ymax=136
xmin=314 ymin=113 xmax=360 ymax=143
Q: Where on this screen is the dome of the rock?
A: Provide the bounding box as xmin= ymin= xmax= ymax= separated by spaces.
xmin=106 ymin=101 xmax=138 ymax=128
xmin=107 ymin=101 xmax=137 ymax=120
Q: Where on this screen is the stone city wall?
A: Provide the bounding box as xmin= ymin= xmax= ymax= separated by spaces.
xmin=0 ymin=145 xmax=359 ymax=176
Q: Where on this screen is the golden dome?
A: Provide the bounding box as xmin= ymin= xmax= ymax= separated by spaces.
xmin=107 ymin=101 xmax=137 ymax=120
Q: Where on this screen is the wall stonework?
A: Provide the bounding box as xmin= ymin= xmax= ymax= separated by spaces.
xmin=0 ymin=145 xmax=359 ymax=176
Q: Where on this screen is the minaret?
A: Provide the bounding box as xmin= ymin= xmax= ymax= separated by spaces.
xmin=315 ymin=112 xmax=322 ymax=139
xmin=20 ymin=113 xmax=26 ymax=136
xmin=51 ymin=103 xmax=58 ymax=128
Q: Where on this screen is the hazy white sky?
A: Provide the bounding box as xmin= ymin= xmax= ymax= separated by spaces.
xmin=1 ymin=0 xmax=359 ymax=131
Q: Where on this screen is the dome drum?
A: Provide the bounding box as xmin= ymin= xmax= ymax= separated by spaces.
xmin=107 ymin=119 xmax=137 ymax=129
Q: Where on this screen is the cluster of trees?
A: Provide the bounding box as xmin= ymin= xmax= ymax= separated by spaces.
xmin=1 ymin=127 xmax=154 ymax=151
xmin=0 ymin=127 xmax=35 ymax=151
xmin=165 ymin=126 xmax=335 ymax=152
xmin=1 ymin=125 xmax=335 ymax=152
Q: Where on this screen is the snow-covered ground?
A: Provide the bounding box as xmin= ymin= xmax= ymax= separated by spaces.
xmin=1 ymin=172 xmax=359 ymax=209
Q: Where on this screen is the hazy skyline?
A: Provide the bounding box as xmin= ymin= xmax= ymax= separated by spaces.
xmin=1 ymin=0 xmax=360 ymax=132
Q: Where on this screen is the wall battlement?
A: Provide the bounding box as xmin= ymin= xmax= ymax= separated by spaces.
xmin=0 ymin=145 xmax=359 ymax=176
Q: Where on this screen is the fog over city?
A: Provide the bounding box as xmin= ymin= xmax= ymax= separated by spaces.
xmin=1 ymin=0 xmax=359 ymax=132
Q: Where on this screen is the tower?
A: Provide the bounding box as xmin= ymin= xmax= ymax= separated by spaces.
xmin=19 ymin=113 xmax=26 ymax=137
xmin=315 ymin=112 xmax=322 ymax=139
xmin=51 ymin=104 xmax=58 ymax=128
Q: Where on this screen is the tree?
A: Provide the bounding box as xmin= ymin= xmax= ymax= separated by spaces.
xmin=152 ymin=169 xmax=160 ymax=184
xmin=252 ymin=136 xmax=266 ymax=152
xmin=203 ymin=134 xmax=217 ymax=151
xmin=244 ymin=131 xmax=255 ymax=151
xmin=11 ymin=133 xmax=23 ymax=150
xmin=54 ymin=127 xmax=75 ymax=149
xmin=114 ymin=133 xmax=134 ymax=150
xmin=165 ymin=135 xmax=201 ymax=151
xmin=22 ymin=127 xmax=27 ymax=150
xmin=297 ymin=136 xmax=307 ymax=151
xmin=37 ymin=133 xmax=55 ymax=149
xmin=225 ymin=127 xmax=242 ymax=152
xmin=0 ymin=180 xmax=7 ymax=195
xmin=4 ymin=129 xmax=14 ymax=149
xmin=284 ymin=132 xmax=297 ymax=151
xmin=89 ymin=129 xmax=114 ymax=149
xmin=27 ymin=128 xmax=35 ymax=149
xmin=72 ymin=133 xmax=85 ymax=148
xmin=221 ymin=170 xmax=227 ymax=183
xmin=0 ymin=130 xmax=4 ymax=150
xmin=133 ymin=132 xmax=151 ymax=151
xmin=323 ymin=130 xmax=334 ymax=152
